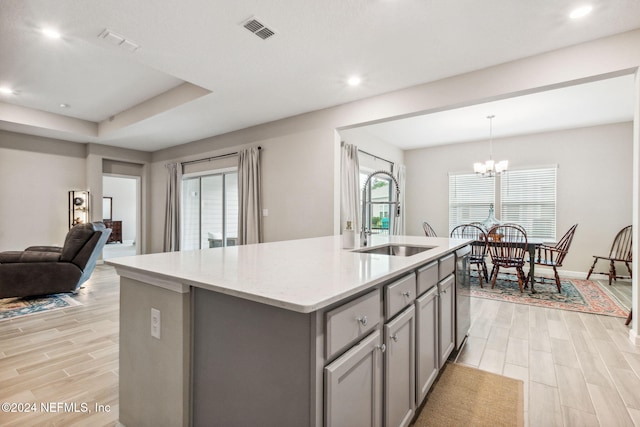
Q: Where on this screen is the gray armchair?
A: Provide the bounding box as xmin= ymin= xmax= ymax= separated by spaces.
xmin=0 ymin=222 xmax=111 ymax=298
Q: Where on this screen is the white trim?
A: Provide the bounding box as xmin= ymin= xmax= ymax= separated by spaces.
xmin=629 ymin=329 xmax=640 ymax=346
xmin=182 ymin=166 xmax=237 ymax=179
xmin=112 ymin=267 xmax=191 ymax=293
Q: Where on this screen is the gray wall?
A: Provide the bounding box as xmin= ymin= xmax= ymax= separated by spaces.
xmin=0 ymin=131 xmax=86 ymax=250
xmin=403 ymin=122 xmax=633 ymax=273
xmin=0 ymin=131 xmax=151 ymax=252
xmin=149 ymin=127 xmax=337 ymax=253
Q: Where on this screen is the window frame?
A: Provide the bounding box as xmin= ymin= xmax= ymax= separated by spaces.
xmin=499 ymin=165 xmax=557 ymax=240
xmin=448 ymin=165 xmax=557 ymax=239
xmin=181 ymin=167 xmax=238 ymax=250
xmin=448 ymin=172 xmax=496 ymax=234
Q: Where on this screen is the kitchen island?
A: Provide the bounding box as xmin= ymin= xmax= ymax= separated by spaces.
xmin=107 ymin=234 xmax=470 ymax=427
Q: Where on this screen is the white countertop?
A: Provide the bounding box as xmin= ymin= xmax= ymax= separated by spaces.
xmin=106 ymin=235 xmax=469 ymax=313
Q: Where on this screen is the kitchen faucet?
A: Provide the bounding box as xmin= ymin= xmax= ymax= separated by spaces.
xmin=360 ymin=170 xmax=401 ymax=246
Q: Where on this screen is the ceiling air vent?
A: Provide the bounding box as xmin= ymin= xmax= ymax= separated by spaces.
xmin=242 ymin=18 xmax=276 ymax=40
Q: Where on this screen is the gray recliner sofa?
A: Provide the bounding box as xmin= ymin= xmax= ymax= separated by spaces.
xmin=0 ymin=222 xmax=112 ymax=298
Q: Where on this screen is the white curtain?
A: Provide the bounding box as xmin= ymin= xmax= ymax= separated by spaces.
xmin=163 ymin=162 xmax=181 ymax=252
xmin=238 ymin=147 xmax=262 ymax=245
xmin=341 ymin=143 xmax=360 ymax=232
xmin=393 ymin=164 xmax=406 ymax=236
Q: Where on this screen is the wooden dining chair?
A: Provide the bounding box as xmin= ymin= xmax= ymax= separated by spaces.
xmin=586 ymin=225 xmax=632 ymax=286
xmin=486 ymin=224 xmax=528 ymax=293
xmin=451 ymin=224 xmax=489 ymax=287
xmin=422 ymin=221 xmax=437 ymax=237
xmin=531 ymin=224 xmax=578 ymax=293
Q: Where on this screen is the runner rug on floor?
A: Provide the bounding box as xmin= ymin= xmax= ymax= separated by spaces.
xmin=0 ymin=294 xmax=82 ymax=321
xmin=470 ymin=273 xmax=628 ymax=317
xmin=414 ymin=362 xmax=524 ymax=427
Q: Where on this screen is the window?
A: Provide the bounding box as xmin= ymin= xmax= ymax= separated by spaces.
xmin=500 ymin=166 xmax=556 ymax=239
xmin=360 ymin=170 xmax=392 ymax=235
xmin=448 ymin=173 xmax=495 ymax=233
xmin=448 ymin=166 xmax=557 ymax=239
xmin=181 ymin=170 xmax=238 ymax=250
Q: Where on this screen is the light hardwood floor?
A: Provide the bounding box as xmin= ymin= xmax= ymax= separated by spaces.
xmin=1 ymin=265 xmax=638 ymax=426
xmin=457 ymin=293 xmax=640 ymax=426
xmin=0 ymin=265 xmax=119 ymax=427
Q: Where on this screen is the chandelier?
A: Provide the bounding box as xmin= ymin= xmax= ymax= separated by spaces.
xmin=473 ymin=115 xmax=508 ymax=177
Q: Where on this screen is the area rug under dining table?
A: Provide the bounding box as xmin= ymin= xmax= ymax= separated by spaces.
xmin=470 ymin=273 xmax=628 ymax=318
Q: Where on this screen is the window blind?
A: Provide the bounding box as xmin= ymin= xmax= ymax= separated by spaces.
xmin=448 ymin=173 xmax=495 ymax=234
xmin=500 ymin=166 xmax=557 ymax=239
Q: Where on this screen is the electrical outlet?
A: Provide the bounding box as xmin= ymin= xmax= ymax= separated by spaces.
xmin=151 ymin=308 xmax=161 ymax=339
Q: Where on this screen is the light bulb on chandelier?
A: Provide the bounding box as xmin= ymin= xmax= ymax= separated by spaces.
xmin=473 ymin=115 xmax=508 ymax=177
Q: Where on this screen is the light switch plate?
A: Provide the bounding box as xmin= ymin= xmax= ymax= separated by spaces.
xmin=151 ymin=308 xmax=161 ymax=339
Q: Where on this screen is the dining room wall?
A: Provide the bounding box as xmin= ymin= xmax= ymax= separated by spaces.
xmin=403 ymin=121 xmax=633 ymax=275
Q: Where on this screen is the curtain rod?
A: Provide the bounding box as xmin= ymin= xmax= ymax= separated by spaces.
xmin=180 ymin=146 xmax=261 ymax=166
xmin=341 ymin=140 xmax=394 ymax=166
xmin=358 ymin=148 xmax=394 ymax=166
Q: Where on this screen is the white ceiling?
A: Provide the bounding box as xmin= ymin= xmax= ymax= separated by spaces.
xmin=344 ymin=73 xmax=636 ymax=149
xmin=1 ymin=0 xmax=640 ymax=152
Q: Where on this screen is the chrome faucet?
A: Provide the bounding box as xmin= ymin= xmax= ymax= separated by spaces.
xmin=360 ymin=170 xmax=401 ymax=246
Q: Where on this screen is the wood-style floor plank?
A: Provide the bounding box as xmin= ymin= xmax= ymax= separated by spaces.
xmin=459 ymin=286 xmax=640 ymax=427
xmin=0 ymin=265 xmax=119 ymax=426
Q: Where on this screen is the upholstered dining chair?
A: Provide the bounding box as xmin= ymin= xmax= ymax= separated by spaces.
xmin=586 ymin=225 xmax=632 ymax=286
xmin=422 ymin=221 xmax=437 ymax=237
xmin=451 ymin=224 xmax=489 ymax=287
xmin=486 ymin=224 xmax=528 ymax=293
xmin=531 ymin=224 xmax=578 ymax=293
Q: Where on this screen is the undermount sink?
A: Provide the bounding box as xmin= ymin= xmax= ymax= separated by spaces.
xmin=354 ymin=244 xmax=435 ymax=257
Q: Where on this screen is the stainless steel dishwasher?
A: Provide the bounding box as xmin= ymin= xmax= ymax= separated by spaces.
xmin=455 ymin=245 xmax=471 ymax=350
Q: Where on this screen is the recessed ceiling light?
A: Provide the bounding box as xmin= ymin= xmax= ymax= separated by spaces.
xmin=0 ymin=87 xmax=14 ymax=95
xmin=41 ymin=28 xmax=62 ymax=39
xmin=347 ymin=75 xmax=362 ymax=86
xmin=60 ymin=103 xmax=69 ymax=108
xmin=569 ymin=5 xmax=593 ymax=20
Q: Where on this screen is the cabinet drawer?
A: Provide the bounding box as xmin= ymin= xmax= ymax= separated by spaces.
xmin=416 ymin=261 xmax=438 ymax=296
xmin=438 ymin=254 xmax=455 ymax=281
xmin=385 ymin=273 xmax=416 ymax=320
xmin=326 ymin=289 xmax=381 ymax=360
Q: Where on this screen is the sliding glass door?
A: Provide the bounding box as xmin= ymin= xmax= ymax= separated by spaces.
xmin=181 ymin=171 xmax=238 ymax=250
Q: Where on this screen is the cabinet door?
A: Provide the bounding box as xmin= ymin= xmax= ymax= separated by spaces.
xmin=438 ymin=274 xmax=455 ymax=368
xmin=325 ymin=330 xmax=383 ymax=427
xmin=384 ymin=305 xmax=416 ymax=427
xmin=415 ymin=286 xmax=438 ymax=405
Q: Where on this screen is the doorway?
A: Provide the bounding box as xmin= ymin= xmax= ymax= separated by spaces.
xmin=102 ymin=175 xmax=140 ymax=259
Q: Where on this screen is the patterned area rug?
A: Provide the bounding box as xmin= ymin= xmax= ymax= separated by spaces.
xmin=0 ymin=294 xmax=82 ymax=321
xmin=471 ymin=273 xmax=629 ymax=318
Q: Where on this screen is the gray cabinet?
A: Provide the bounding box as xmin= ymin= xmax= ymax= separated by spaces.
xmin=438 ymin=274 xmax=455 ymax=368
xmin=415 ymin=285 xmax=439 ymax=404
xmin=384 ymin=305 xmax=416 ymax=427
xmin=325 ymin=330 xmax=384 ymax=427
xmin=324 ymin=250 xmax=463 ymax=427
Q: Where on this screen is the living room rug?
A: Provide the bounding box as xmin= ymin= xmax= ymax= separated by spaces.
xmin=0 ymin=294 xmax=82 ymax=321
xmin=470 ymin=273 xmax=628 ymax=318
xmin=414 ymin=362 xmax=524 ymax=427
